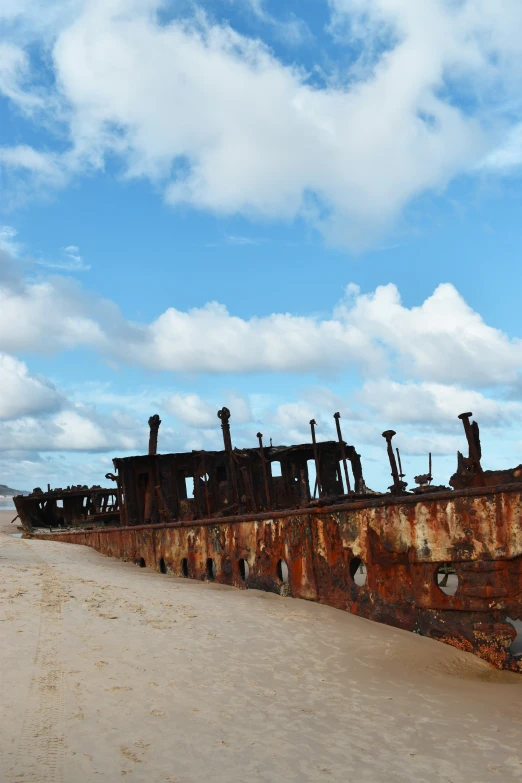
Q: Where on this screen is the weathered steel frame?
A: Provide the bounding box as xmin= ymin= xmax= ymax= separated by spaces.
xmin=28 ymin=481 xmax=522 ymax=672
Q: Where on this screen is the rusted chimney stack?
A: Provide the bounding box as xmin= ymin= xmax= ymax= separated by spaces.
xmin=218 ymin=407 xmax=233 ymax=452
xmin=382 ymin=429 xmax=403 ymax=494
xmin=458 ymin=412 xmax=483 ymax=474
xmin=148 ymin=414 xmax=161 ymax=456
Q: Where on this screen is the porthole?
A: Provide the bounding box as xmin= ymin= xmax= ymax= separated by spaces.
xmin=276 ymin=559 xmax=289 ymax=584
xmin=239 ymin=558 xmax=250 ymax=582
xmin=206 ymin=557 xmax=216 ymax=581
xmin=350 ymin=557 xmax=367 ymax=586
xmin=181 ymin=558 xmax=189 ymax=578
xmin=435 ymin=564 xmax=458 ymax=596
xmin=158 ymin=557 xmax=167 ymax=574
xmin=137 ymin=557 xmax=146 ymax=568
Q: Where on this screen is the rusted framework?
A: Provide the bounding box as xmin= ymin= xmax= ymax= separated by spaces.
xmin=14 ymin=485 xmax=120 ymax=529
xmin=17 ymin=408 xmax=367 ymax=530
xmin=15 ymin=408 xmax=522 ymax=672
xmin=115 ymin=439 xmax=361 ymax=527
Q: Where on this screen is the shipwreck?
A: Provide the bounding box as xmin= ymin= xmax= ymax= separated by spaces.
xmin=14 ymin=409 xmax=522 ymax=672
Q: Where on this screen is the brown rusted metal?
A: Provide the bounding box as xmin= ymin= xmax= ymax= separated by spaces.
xmin=15 ymin=407 xmax=522 ymax=673
xmin=218 ymin=406 xmax=239 ymax=507
xmin=148 ymin=414 xmax=161 ymax=456
xmin=14 ymin=484 xmax=120 ymax=529
xmin=200 ymin=454 xmax=211 ymax=518
xmin=451 ymin=411 xmax=487 ymax=490
xmin=382 ymin=430 xmax=403 ymax=494
xmin=218 ymin=407 xmax=232 ymax=452
xmin=257 ymin=432 xmax=272 ymax=510
xmin=27 ymin=481 xmax=522 ymax=672
xmin=458 ymin=411 xmax=483 ymax=472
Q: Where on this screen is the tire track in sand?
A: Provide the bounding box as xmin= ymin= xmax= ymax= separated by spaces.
xmin=8 ymin=541 xmax=65 ymax=783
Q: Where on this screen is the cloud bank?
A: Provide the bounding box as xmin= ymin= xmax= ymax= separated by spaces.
xmin=1 ymin=253 xmax=521 ymax=479
xmin=2 ymin=0 xmax=522 ymax=247
xmin=1 ymin=257 xmax=521 ymax=387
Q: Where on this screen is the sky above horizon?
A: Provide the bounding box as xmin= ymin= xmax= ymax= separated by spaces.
xmin=2 ymin=0 xmax=522 ymax=493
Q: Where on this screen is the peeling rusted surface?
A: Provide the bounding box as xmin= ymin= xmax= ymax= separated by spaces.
xmin=27 ymin=483 xmax=522 ymax=672
xmin=18 ymin=408 xmax=522 ymax=672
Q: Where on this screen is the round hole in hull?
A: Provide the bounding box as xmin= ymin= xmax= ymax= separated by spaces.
xmin=349 ymin=557 xmax=366 ymax=586
xmin=276 ymin=559 xmax=289 ymax=584
xmin=239 ymin=558 xmax=250 ymax=582
xmin=206 ymin=557 xmax=216 ymax=581
xmin=137 ymin=557 xmax=146 ymax=568
xmin=506 ymin=617 xmax=522 ymax=657
xmin=435 ymin=564 xmax=458 ymax=596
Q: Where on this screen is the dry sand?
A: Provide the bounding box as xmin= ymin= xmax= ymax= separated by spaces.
xmin=1 ymin=510 xmax=521 ymax=783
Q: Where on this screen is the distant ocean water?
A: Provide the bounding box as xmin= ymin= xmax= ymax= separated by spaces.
xmin=0 ymin=498 xmax=16 ymax=510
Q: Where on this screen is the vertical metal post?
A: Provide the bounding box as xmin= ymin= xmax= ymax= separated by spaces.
xmin=382 ymin=430 xmax=402 ymax=494
xmin=257 ymin=432 xmax=272 ymax=510
xmin=201 ymin=455 xmax=211 ymax=518
xmin=218 ymin=407 xmax=239 ymax=508
xmin=147 ymin=414 xmax=162 ymax=524
xmin=240 ymin=466 xmax=257 ymax=513
xmin=396 ymin=448 xmax=404 ymax=481
xmin=333 ymin=412 xmax=352 ymax=495
xmin=218 ymin=407 xmax=233 ymax=452
xmin=193 ymin=465 xmax=202 ymax=519
xmin=299 ymin=468 xmax=309 ymax=507
xmin=309 ymin=419 xmax=323 ymax=498
xmin=148 ymin=415 xmax=161 ymax=456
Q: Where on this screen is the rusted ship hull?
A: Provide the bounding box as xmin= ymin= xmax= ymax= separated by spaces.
xmin=28 ymin=481 xmax=522 ymax=672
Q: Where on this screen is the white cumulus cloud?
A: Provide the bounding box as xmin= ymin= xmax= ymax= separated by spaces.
xmin=358 ymin=379 xmax=522 ymax=428
xmin=1 ymin=256 xmax=522 ymax=387
xmin=0 ymin=353 xmax=64 ymax=420
xmin=1 ymin=0 xmax=522 ymax=246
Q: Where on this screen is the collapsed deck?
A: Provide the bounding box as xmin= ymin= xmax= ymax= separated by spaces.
xmin=15 ymin=408 xmax=522 ymax=672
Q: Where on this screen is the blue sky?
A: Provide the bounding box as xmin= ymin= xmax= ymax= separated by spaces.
xmin=2 ymin=0 xmax=522 ymax=493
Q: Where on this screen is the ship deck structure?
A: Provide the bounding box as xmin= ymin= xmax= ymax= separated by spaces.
xmin=14 ymin=407 xmax=522 ymax=672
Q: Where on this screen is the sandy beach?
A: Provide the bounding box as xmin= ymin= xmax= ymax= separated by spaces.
xmin=1 ymin=510 xmax=521 ymax=783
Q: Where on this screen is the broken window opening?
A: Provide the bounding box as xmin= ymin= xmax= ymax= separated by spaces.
xmin=307 ymin=460 xmax=317 ymax=499
xmin=185 ymin=476 xmax=194 ymax=499
xmin=271 ymin=461 xmax=282 ymax=478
